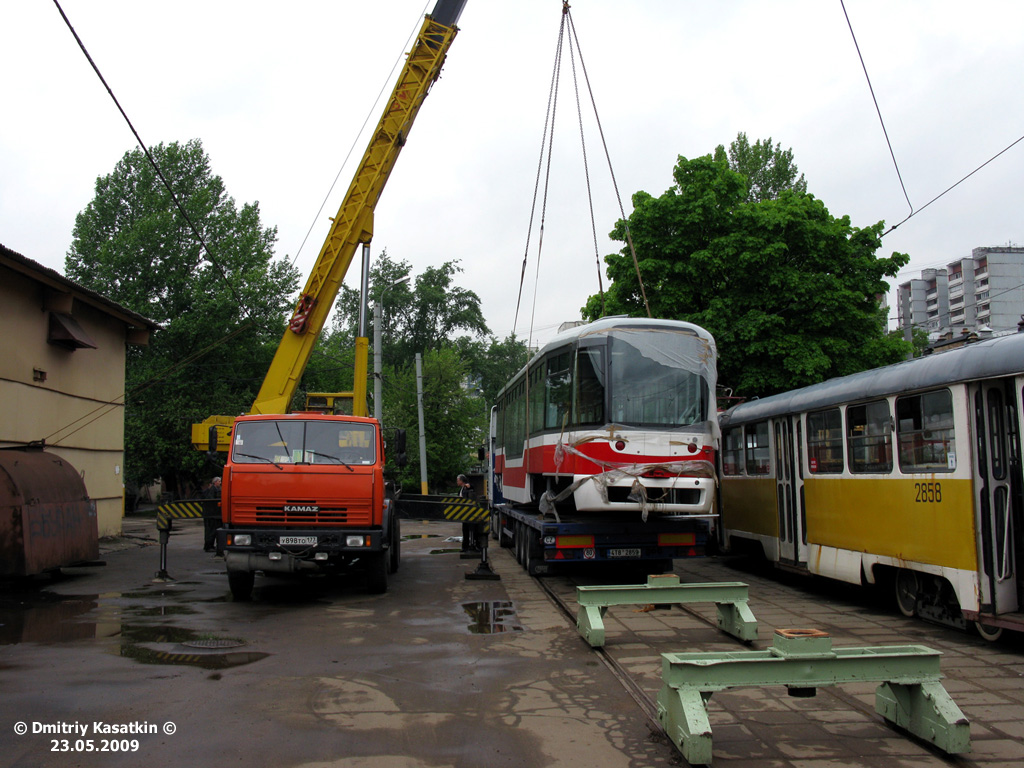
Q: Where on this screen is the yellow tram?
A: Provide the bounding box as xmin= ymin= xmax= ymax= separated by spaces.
xmin=718 ymin=331 xmax=1024 ymax=640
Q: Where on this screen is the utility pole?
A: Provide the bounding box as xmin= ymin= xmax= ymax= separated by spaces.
xmin=416 ymin=353 xmax=428 ymax=494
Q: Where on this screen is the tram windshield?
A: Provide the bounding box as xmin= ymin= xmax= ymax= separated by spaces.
xmin=605 ymin=327 xmax=714 ymax=429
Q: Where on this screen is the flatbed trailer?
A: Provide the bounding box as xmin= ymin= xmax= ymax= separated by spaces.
xmin=492 ymin=503 xmax=712 ymax=576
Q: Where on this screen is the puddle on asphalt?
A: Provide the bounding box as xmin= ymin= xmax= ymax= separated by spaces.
xmin=401 ymin=534 xmax=442 ymax=540
xmin=462 ymin=601 xmax=524 ymax=634
xmin=429 ymin=549 xmax=464 ymax=555
xmin=0 ymin=587 xmax=267 ymax=669
xmin=127 ymin=605 xmax=198 ymax=617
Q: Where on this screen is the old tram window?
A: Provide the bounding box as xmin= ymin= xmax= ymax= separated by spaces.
xmin=807 ymin=408 xmax=843 ymax=473
xmin=745 ymin=422 xmax=771 ymax=475
xmin=896 ymin=390 xmax=956 ymax=473
xmin=722 ymin=427 xmax=744 ymax=476
xmin=847 ymin=399 xmax=893 ymax=474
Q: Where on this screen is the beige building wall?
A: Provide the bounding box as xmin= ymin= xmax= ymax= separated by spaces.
xmin=0 ymin=252 xmax=155 ymax=537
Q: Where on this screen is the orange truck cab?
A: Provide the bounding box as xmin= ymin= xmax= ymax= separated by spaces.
xmin=217 ymin=413 xmax=398 ymax=600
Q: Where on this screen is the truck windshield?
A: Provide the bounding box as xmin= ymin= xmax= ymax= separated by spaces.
xmin=231 ymin=421 xmax=376 ymax=465
xmin=606 ymin=327 xmax=712 ymax=428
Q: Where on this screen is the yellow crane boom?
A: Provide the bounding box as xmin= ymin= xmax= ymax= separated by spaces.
xmin=192 ymin=0 xmax=465 ymax=450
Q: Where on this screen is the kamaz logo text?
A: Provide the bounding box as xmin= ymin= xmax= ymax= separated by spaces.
xmin=284 ymin=505 xmax=319 ymax=513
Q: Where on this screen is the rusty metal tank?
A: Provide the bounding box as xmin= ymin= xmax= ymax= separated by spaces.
xmin=0 ymin=448 xmax=98 ymax=576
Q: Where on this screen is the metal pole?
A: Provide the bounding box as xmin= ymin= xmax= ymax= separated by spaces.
xmin=374 ymin=299 xmax=383 ymax=422
xmin=416 ymin=352 xmax=428 ymax=494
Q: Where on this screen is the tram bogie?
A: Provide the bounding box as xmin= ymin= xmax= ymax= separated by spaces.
xmin=718 ymin=331 xmax=1024 ymax=639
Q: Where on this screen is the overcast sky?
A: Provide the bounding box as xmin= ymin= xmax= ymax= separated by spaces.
xmin=3 ymin=1 xmax=1022 ymax=349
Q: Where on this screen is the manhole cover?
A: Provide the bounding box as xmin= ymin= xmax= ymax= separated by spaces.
xmin=181 ymin=638 xmax=245 ymax=649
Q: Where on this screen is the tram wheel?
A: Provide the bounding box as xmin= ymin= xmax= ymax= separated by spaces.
xmin=894 ymin=569 xmax=919 ymax=617
xmin=974 ymin=620 xmax=1004 ymax=642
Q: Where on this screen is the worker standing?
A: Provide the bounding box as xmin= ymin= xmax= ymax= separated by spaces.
xmin=457 ymin=474 xmax=479 ymax=553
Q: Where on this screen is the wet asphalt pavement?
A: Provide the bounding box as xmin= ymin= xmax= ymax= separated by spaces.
xmin=3 ymin=513 xmax=1024 ymax=767
xmin=1 ymin=516 xmax=675 ymax=768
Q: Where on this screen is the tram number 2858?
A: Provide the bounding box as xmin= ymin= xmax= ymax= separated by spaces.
xmin=914 ymin=482 xmax=942 ymax=503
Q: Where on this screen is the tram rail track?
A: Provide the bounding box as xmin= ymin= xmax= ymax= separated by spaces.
xmin=522 ymin=557 xmax=1024 ymax=766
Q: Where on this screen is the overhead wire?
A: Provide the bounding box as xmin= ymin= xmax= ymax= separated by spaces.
xmin=840 ymin=0 xmax=913 ymax=218
xmin=882 ymin=133 xmax=1024 ymax=237
xmin=49 ymin=0 xmax=269 ymax=445
xmin=51 ymin=0 xmax=249 ymax=318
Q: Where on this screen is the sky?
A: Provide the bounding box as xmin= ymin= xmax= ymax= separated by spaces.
xmin=2 ymin=1 xmax=1023 ymax=351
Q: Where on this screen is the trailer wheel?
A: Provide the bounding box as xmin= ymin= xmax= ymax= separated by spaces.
xmin=524 ymin=528 xmax=543 ymax=576
xmin=514 ymin=521 xmax=525 ymax=565
xmin=499 ymin=512 xmax=513 ymax=548
xmin=366 ymin=552 xmax=389 ymax=594
xmin=227 ymin=569 xmax=254 ymax=602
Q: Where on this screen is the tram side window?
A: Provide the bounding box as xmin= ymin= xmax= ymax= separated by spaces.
xmin=745 ymin=422 xmax=771 ymax=475
xmin=544 ymin=350 xmax=572 ymax=430
xmin=897 ymin=390 xmax=956 ymax=472
xmin=574 ymin=347 xmax=605 ymax=426
xmin=507 ymin=381 xmax=526 ymax=459
xmin=807 ymin=408 xmax=843 ymax=473
xmin=528 ymin=365 xmax=545 ymax=436
xmin=847 ymin=399 xmax=893 ymax=473
xmin=722 ymin=427 xmax=744 ymax=475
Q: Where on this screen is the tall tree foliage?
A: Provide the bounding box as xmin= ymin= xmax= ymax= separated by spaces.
xmin=66 ymin=139 xmax=300 ymax=492
xmin=714 ymin=132 xmax=807 ymax=203
xmin=583 ymin=151 xmax=909 ymax=398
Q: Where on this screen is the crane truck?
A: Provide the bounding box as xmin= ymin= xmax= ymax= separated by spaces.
xmin=192 ymin=0 xmax=466 ymax=600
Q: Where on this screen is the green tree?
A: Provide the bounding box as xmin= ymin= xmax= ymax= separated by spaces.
xmin=714 ymin=132 xmax=807 ymax=203
xmin=66 ymin=139 xmax=300 ymax=493
xmin=305 ymin=251 xmax=529 ymax=490
xmin=583 ymin=151 xmax=909 ymax=398
xmin=381 ymin=347 xmax=483 ymax=490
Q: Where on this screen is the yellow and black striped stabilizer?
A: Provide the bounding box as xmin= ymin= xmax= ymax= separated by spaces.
xmin=396 ymin=494 xmax=490 ymax=523
xmin=155 ymin=499 xmax=218 ymax=532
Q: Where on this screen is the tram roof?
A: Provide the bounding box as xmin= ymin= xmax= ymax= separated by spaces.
xmin=541 ymin=316 xmax=714 ymax=351
xmin=497 ymin=317 xmax=716 ymax=399
xmin=721 ymin=331 xmax=1024 ymax=424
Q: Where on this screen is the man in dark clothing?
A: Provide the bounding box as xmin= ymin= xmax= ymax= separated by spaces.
xmin=457 ymin=474 xmax=479 ymax=552
xmin=203 ymin=475 xmax=222 ymax=552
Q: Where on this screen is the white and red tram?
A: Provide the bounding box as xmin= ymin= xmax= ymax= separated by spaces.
xmin=493 ymin=317 xmax=719 ymax=520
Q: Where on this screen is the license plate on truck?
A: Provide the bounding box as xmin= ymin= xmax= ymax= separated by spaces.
xmin=279 ymin=536 xmax=317 ymax=546
xmin=608 ymin=548 xmax=641 ymax=558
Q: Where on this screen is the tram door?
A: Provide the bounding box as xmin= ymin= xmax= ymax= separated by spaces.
xmin=972 ymin=377 xmax=1023 ymax=614
xmin=775 ymin=417 xmax=805 ymax=566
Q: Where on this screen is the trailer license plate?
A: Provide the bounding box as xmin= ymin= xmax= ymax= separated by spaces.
xmin=608 ymin=548 xmax=641 ymax=558
xmin=279 ymin=536 xmax=317 ymax=546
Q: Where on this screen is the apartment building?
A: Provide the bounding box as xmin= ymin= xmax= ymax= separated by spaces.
xmin=896 ymin=246 xmax=1024 ymax=337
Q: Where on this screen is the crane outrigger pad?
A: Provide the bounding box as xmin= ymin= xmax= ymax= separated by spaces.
xmin=657 ymin=628 xmax=970 ymax=763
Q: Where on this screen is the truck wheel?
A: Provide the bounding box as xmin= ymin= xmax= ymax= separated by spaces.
xmin=366 ymin=552 xmax=389 ymax=594
xmin=227 ymin=569 xmax=254 ymax=601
